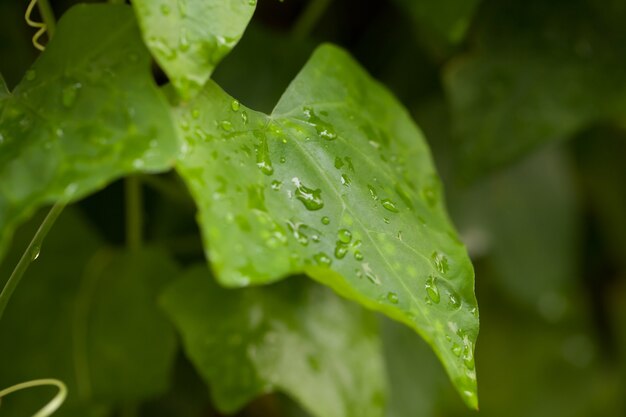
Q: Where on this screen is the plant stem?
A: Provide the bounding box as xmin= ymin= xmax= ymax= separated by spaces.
xmin=36 ymin=0 xmax=56 ymax=39
xmin=292 ymin=0 xmax=333 ymax=39
xmin=125 ymin=176 xmax=143 ymax=251
xmin=0 ymin=379 xmax=67 ymax=417
xmin=0 ymin=203 xmax=65 ymax=321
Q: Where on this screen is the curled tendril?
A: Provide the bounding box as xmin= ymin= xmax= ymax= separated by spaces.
xmin=0 ymin=379 xmax=67 ymax=417
xmin=25 ymin=0 xmax=47 ymax=51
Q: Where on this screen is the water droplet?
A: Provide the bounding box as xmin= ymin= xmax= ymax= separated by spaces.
xmin=241 ymin=111 xmax=249 ymax=124
xmin=451 ymin=343 xmax=463 ymax=357
xmin=62 ymin=82 xmax=82 ymax=108
xmin=148 ymin=37 xmax=177 ymax=60
xmin=231 ymin=100 xmax=241 ymax=112
xmin=387 ymin=292 xmax=399 ymax=304
xmin=31 ymin=245 xmax=41 ymax=261
xmin=287 ymin=221 xmax=309 ymax=246
xmin=431 ymin=251 xmax=450 ymax=274
xmin=334 ymin=243 xmax=348 ymax=259
xmin=425 ymin=275 xmax=440 ymax=304
xmin=279 ymin=156 xmax=286 ymax=163
xmin=220 ymin=120 xmax=233 ymax=131
xmin=303 ymin=106 xmax=337 ymax=140
xmin=248 ymin=0 xmax=257 ymax=5
xmin=363 ymin=263 xmax=381 ymax=285
xmin=25 ymin=70 xmax=36 ymax=81
xmin=354 ymin=250 xmax=363 ymax=261
xmin=160 ymin=4 xmax=171 ymax=15
xmin=381 ymin=199 xmax=399 ymax=213
xmin=271 ymin=180 xmax=282 ymax=191
xmin=334 ymin=157 xmax=344 ymax=169
xmin=293 ymin=178 xmax=324 ymax=211
xmin=321 ymin=216 xmax=330 ymax=225
xmin=254 ymin=131 xmax=273 ymax=176
xmin=313 ymin=252 xmax=332 ymax=266
xmin=341 ymin=174 xmax=351 ymax=186
xmin=337 ymin=229 xmax=352 ymax=244
xmin=367 ymin=184 xmax=378 ymax=201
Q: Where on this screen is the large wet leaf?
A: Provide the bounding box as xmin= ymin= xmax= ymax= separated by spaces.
xmin=0 ymin=4 xmax=178 ymax=264
xmin=174 ymin=44 xmax=479 ymax=407
xmin=161 ymin=267 xmax=385 ymax=417
xmin=0 ymin=210 xmax=178 ymax=416
xmin=445 ymin=0 xmax=626 ymax=175
xmin=133 ymin=0 xmax=257 ymax=99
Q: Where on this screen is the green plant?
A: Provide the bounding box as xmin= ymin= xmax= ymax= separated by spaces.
xmin=2 ymin=0 xmax=626 ymax=416
xmin=0 ymin=1 xmax=478 ymax=416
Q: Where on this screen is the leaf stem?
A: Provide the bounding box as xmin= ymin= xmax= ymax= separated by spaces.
xmin=125 ymin=176 xmax=143 ymax=251
xmin=292 ymin=0 xmax=333 ymax=39
xmin=0 ymin=379 xmax=67 ymax=417
xmin=0 ymin=203 xmax=65 ymax=321
xmin=36 ymin=0 xmax=56 ymax=39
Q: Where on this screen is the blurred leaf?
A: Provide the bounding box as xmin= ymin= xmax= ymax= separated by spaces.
xmin=392 ymin=0 xmax=481 ymax=46
xmin=161 ymin=267 xmax=386 ymax=417
xmin=452 ymin=146 xmax=580 ymax=318
xmin=173 ymin=44 xmax=479 ymax=407
xmin=573 ymin=127 xmax=626 ymax=267
xmin=382 ymin=317 xmax=454 ymax=417
xmin=0 ymin=4 xmax=179 ymax=265
xmin=0 ymin=210 xmax=178 ymax=416
xmin=132 ymin=0 xmax=257 ymax=99
xmin=444 ymin=0 xmax=626 ymax=175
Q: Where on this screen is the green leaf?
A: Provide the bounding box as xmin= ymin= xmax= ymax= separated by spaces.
xmin=0 ymin=210 xmax=178 ymax=415
xmin=0 ymin=4 xmax=179 ymax=264
xmin=160 ymin=266 xmax=386 ymax=417
xmin=392 ymin=0 xmax=480 ymax=46
xmin=174 ymin=44 xmax=479 ymax=407
xmin=133 ymin=0 xmax=257 ymax=99
xmin=444 ymin=0 xmax=626 ymax=175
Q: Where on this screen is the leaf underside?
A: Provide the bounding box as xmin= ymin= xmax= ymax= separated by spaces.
xmin=174 ymin=44 xmax=479 ymax=407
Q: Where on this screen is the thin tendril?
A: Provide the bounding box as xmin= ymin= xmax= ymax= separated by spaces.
xmin=25 ymin=0 xmax=47 ymax=51
xmin=0 ymin=379 xmax=67 ymax=417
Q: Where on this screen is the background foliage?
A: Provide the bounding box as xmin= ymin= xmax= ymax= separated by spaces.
xmin=1 ymin=0 xmax=625 ymax=416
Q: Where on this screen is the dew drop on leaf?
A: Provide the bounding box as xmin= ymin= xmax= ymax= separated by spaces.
xmin=30 ymin=245 xmax=41 ymax=261
xmin=425 ymin=274 xmax=441 ymax=304
xmin=386 ymin=292 xmax=399 ymax=304
xmin=381 ymin=198 xmax=399 ymax=213
xmin=293 ymin=178 xmax=324 ymax=210
xmin=303 ymin=106 xmax=337 ymax=140
xmin=321 ymin=216 xmax=330 ymax=225
xmin=231 ymin=100 xmax=241 ymax=112
xmin=337 ymin=229 xmax=352 ymax=244
xmin=313 ymin=252 xmax=332 ymax=266
xmin=431 ymin=251 xmax=450 ymax=274
xmin=220 ymin=120 xmax=233 ymax=131
xmin=271 ymin=180 xmax=282 ymax=191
